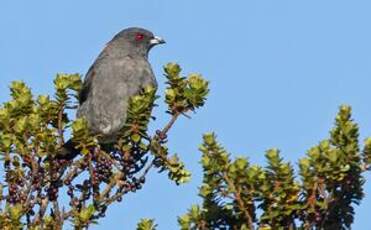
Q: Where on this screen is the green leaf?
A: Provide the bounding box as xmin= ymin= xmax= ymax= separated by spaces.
xmin=164 ymin=63 xmax=182 ymax=77
xmin=136 ymin=218 xmax=157 ymax=230
xmin=131 ymin=133 xmax=141 ymax=143
xmin=79 ymin=205 xmax=96 ymax=223
xmin=203 ymin=133 xmax=216 ymax=146
xmin=327 ymin=149 xmax=338 ymax=162
xmin=199 ymin=184 xmax=212 ymax=197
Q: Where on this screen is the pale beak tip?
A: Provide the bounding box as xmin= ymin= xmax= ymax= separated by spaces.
xmin=151 ymin=36 xmax=166 ymax=45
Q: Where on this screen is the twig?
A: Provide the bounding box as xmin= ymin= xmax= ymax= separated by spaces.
xmin=160 ymin=112 xmax=180 ymax=137
xmin=94 ymin=111 xmax=178 ymax=208
xmin=149 ymin=112 xmax=181 ymax=165
xmin=33 ymin=197 xmax=49 ymax=226
xmin=100 ymin=190 xmax=126 ymax=207
xmin=57 ymin=104 xmax=65 ymax=145
xmin=53 ymin=200 xmax=63 ymax=229
xmin=100 ymin=172 xmax=124 ymax=200
xmin=140 ymin=160 xmax=154 ymax=178
xmin=62 ymin=158 xmax=86 ymax=184
xmin=223 ymin=173 xmax=254 ymax=230
xmin=23 ymin=156 xmax=38 ymax=210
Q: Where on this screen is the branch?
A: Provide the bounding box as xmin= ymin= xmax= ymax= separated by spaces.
xmin=100 ymin=172 xmax=124 ymax=200
xmin=23 ymin=152 xmax=39 ymax=210
xmin=33 ymin=197 xmax=49 ymax=226
xmin=223 ymin=173 xmax=254 ymax=230
xmin=57 ymin=104 xmax=65 ymax=145
xmin=53 ymin=200 xmax=63 ymax=229
xmin=62 ymin=157 xmax=87 ymax=184
xmin=160 ymin=112 xmax=180 ymax=136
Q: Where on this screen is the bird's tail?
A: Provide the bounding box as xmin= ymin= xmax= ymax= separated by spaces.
xmin=56 ymin=139 xmax=81 ymax=161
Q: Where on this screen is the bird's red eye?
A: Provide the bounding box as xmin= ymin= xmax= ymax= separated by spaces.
xmin=135 ymin=33 xmax=145 ymax=41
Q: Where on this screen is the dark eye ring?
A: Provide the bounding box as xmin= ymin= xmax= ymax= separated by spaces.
xmin=135 ymin=33 xmax=145 ymax=41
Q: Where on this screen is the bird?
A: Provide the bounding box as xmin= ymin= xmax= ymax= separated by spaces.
xmin=58 ymin=27 xmax=165 ymax=160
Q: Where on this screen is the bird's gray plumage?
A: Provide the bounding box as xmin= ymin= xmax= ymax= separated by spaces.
xmin=58 ymin=27 xmax=165 ymax=159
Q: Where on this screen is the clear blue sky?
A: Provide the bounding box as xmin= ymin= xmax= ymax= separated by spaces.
xmin=1 ymin=1 xmax=371 ymax=229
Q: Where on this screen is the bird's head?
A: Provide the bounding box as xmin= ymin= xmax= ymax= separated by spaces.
xmin=110 ymin=27 xmax=165 ymax=57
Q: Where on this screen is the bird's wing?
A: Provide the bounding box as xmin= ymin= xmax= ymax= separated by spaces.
xmin=79 ymin=51 xmax=109 ymax=104
xmin=78 ymin=67 xmax=93 ymax=104
xmin=79 ymin=52 xmax=155 ymax=106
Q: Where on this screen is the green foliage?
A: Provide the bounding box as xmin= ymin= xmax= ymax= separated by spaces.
xmin=257 ymin=149 xmax=300 ymax=229
xmin=179 ymin=133 xmax=261 ymax=229
xmin=136 ymin=218 xmax=157 ymax=230
xmin=0 ymin=204 xmax=24 ymax=229
xmin=0 ymin=61 xmax=369 ymax=230
xmin=299 ymin=105 xmax=364 ymax=229
xmin=179 ymin=105 xmax=369 ymax=230
xmin=164 ymin=63 xmax=209 ymax=115
xmin=0 ymin=79 xmax=66 ymax=160
xmin=54 ymin=73 xmax=82 ymax=134
xmin=71 ymin=118 xmax=98 ymax=155
xmin=363 ymin=137 xmax=371 ymax=167
xmin=54 ymin=73 xmax=82 ymax=103
xmin=148 ymin=63 xmax=209 ymax=185
xmin=74 ymin=205 xmax=96 ymax=229
xmin=122 ymin=85 xmax=158 ymax=141
xmin=0 ymin=63 xmax=209 ymax=229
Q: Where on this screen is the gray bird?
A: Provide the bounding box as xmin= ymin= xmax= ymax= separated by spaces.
xmin=59 ymin=27 xmax=165 ymax=160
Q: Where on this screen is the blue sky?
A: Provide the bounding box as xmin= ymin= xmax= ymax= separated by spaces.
xmin=1 ymin=1 xmax=371 ymax=229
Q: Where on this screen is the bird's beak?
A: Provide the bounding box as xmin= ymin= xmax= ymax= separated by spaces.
xmin=149 ymin=36 xmax=166 ymax=46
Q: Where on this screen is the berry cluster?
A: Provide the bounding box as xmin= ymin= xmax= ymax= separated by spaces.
xmin=7 ymin=183 xmax=26 ymax=204
xmin=93 ymin=155 xmax=113 ymax=184
xmin=46 ymin=183 xmax=59 ymax=201
xmin=118 ymin=176 xmax=146 ymax=195
xmin=5 ymin=164 xmax=26 ymax=204
xmin=111 ymin=146 xmax=148 ymax=176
